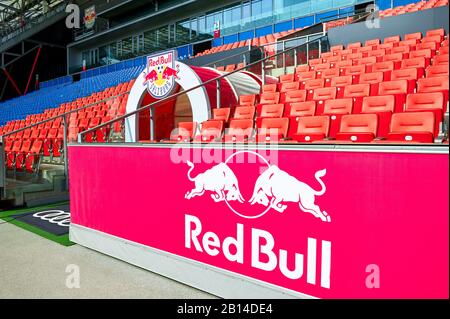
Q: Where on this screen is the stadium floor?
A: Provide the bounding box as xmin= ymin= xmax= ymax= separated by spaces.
xmin=0 ymin=223 xmax=216 ymax=299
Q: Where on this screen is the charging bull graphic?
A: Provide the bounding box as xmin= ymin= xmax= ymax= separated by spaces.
xmin=144 ymin=50 xmax=179 ymax=99
xmin=249 ymin=166 xmax=331 ymax=222
xmin=185 ymin=161 xmax=245 ymax=203
xmin=184 ymin=151 xmax=330 ymax=223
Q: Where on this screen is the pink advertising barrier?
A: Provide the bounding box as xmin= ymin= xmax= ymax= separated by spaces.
xmin=68 ymin=145 xmax=449 ymax=298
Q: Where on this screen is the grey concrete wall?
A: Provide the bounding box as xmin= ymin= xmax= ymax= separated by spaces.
xmin=185 ymin=46 xmax=262 ymax=68
xmin=328 ymin=6 xmax=449 ymax=46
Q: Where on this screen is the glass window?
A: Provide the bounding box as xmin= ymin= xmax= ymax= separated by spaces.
xmin=206 ymin=13 xmax=215 ymax=34
xmin=242 ymin=1 xmax=251 ymax=30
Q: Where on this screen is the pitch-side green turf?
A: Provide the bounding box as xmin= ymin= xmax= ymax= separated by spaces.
xmin=0 ymin=202 xmax=74 ymax=246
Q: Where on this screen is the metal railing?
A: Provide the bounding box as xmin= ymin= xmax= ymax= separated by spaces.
xmin=79 ymin=35 xmax=329 ymax=144
xmin=0 ymin=88 xmax=131 ymax=195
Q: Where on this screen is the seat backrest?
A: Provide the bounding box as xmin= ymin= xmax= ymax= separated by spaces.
xmin=200 ymin=120 xmax=224 ymax=138
xmin=259 ymin=92 xmax=280 ymax=104
xmin=233 ymin=106 xmax=256 ymax=120
xmin=289 ymin=101 xmax=316 ymax=117
xmin=323 ymin=98 xmax=353 ymax=115
xmin=358 ymin=72 xmax=384 ymax=84
xmin=297 ymin=71 xmax=316 ymax=81
xmin=12 ymin=140 xmax=22 ymax=152
xmin=227 ymin=119 xmax=254 ymax=138
xmin=20 ymin=140 xmax=32 ymax=152
xmin=296 ymin=116 xmax=330 ymax=135
xmin=405 ymin=92 xmax=444 ymax=112
xmin=417 ymin=76 xmax=449 ymax=92
xmin=426 ymin=28 xmax=445 ymax=38
xmin=313 ymin=62 xmax=331 ymax=72
xmin=321 ymin=68 xmax=340 ymax=79
xmin=390 ymin=45 xmax=411 ymax=54
xmin=343 ymin=84 xmax=370 ymax=98
xmin=262 ymin=84 xmax=277 ymax=93
xmin=426 ymin=65 xmax=449 ymax=77
xmin=417 ymin=41 xmax=438 ymax=51
xmin=369 ymin=49 xmax=386 ymax=57
xmin=390 ymin=112 xmax=434 ymax=134
xmin=365 ymin=38 xmax=380 ymax=47
xmin=383 ymin=53 xmax=404 ymax=63
xmin=279 ymin=73 xmax=295 ymax=83
xmin=239 ymin=94 xmax=256 ymax=106
xmin=361 ymin=95 xmax=395 ymax=113
xmin=410 ymin=48 xmax=432 ymax=59
xmin=372 ymin=61 xmax=395 ymax=73
xmin=260 ymin=104 xmax=284 ymax=118
xmin=330 ymin=75 xmax=352 ymax=87
xmin=404 ymin=32 xmax=422 ymax=41
xmin=284 ymin=90 xmax=307 ymax=103
xmin=31 ymin=140 xmax=43 ymax=154
xmin=308 ymin=58 xmax=323 ymax=66
xmin=422 ymin=35 xmax=442 ymax=44
xmin=433 ymin=53 xmax=449 ymax=65
xmin=313 ymin=87 xmax=337 ymax=101
xmin=295 ymin=65 xmax=310 ymax=73
xmin=344 ymin=65 xmax=366 ymax=75
xmin=331 ymin=45 xmax=344 ymax=52
xmin=401 ymin=57 xmax=426 ymax=69
xmin=171 ymin=122 xmax=197 ymax=140
xmin=347 ymin=42 xmax=362 ymax=49
xmin=304 ymin=78 xmax=325 ymax=90
xmin=47 ymin=128 xmax=58 ymax=139
xmin=213 ymin=108 xmax=231 ymax=121
xmin=339 ymin=114 xmax=378 ymax=135
xmin=260 ymin=118 xmax=289 ymax=138
xmin=384 ymin=35 xmax=400 ymax=44
xmin=280 ymin=81 xmax=300 ymax=92
xmin=378 ymin=80 xmax=408 ymax=95
xmin=358 ymin=56 xmax=377 ymax=65
xmin=391 ymin=68 xmax=418 ymax=81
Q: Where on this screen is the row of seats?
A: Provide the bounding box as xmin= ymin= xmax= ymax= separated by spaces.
xmin=171 ymin=27 xmax=449 ymax=145
xmin=195 ymin=29 xmax=300 ymax=58
xmin=2 ymin=81 xmax=133 ymax=173
xmin=164 ymin=106 xmax=441 ymax=144
xmin=325 ymin=0 xmax=448 ymax=31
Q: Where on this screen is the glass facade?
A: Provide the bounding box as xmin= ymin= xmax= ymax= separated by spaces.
xmin=80 ymin=0 xmax=368 ymax=70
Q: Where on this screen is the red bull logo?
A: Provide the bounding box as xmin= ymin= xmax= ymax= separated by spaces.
xmin=184 ymin=150 xmax=331 ymax=223
xmin=143 ymin=50 xmax=179 ymax=99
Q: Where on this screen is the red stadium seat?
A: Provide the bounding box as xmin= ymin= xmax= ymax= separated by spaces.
xmin=280 ymin=81 xmax=300 ymax=93
xmin=385 ymin=112 xmax=435 ymax=143
xmin=343 ymin=84 xmax=370 ymax=113
xmin=391 ymin=68 xmax=418 ymax=93
xmin=297 ymin=71 xmax=317 ymax=87
xmin=371 ymin=61 xmax=395 ymax=80
xmin=232 ymin=106 xmax=256 ymax=120
xmin=426 ymin=65 xmax=449 ymax=78
xmin=401 ymin=57 xmax=426 ymax=77
xmin=239 ymin=94 xmax=256 ymax=106
xmin=426 ymin=28 xmax=445 ymax=40
xmin=322 ymin=98 xmax=353 ymax=137
xmin=304 ymin=78 xmax=325 ymax=100
xmin=343 ymin=65 xmax=366 ymax=82
xmin=417 ymin=76 xmax=449 ymax=106
xmin=361 ymin=95 xmax=395 ymax=137
xmin=223 ymin=119 xmax=254 ymax=143
xmin=194 ymin=120 xmax=224 ymax=142
xmin=365 ymin=38 xmax=380 ymax=47
xmin=279 ymin=73 xmax=295 ymax=83
xmin=433 ymin=53 xmax=449 ymax=66
xmin=378 ymin=80 xmax=409 ymax=112
xmin=405 ymin=92 xmax=445 ymax=136
xmin=292 ymin=116 xmax=330 ymax=142
xmin=262 ymin=84 xmax=277 ymax=93
xmin=259 ymin=104 xmax=284 ymax=118
xmin=336 ymin=114 xmax=378 ymax=142
xmin=384 ymin=35 xmax=400 ymax=44
xmin=358 ymin=72 xmax=384 ymax=95
xmin=409 ymin=49 xmax=432 ymax=66
xmin=213 ymin=108 xmax=231 ymax=122
xmin=256 ymin=117 xmax=289 ymax=143
xmin=313 ymin=87 xmax=337 ymax=115
xmin=330 ymin=75 xmax=353 ymax=98
xmin=404 ymin=32 xmax=422 ymax=41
